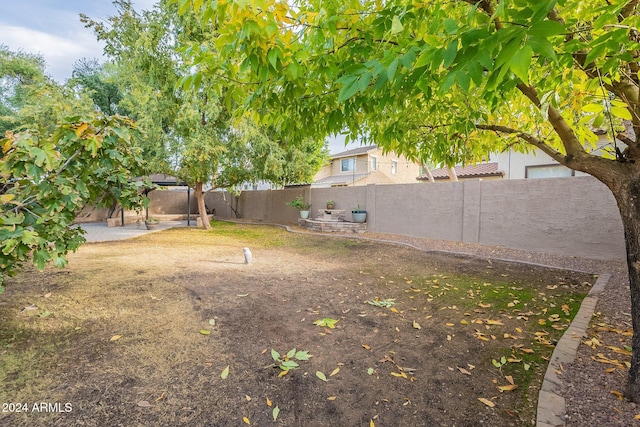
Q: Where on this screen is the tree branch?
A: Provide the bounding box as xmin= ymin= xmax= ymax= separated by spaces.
xmin=475 ymin=124 xmax=568 ymax=163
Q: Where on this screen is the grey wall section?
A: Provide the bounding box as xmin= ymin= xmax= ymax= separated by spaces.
xmin=209 ymin=176 xmax=624 ymax=260
xmin=97 ymin=176 xmax=624 ymax=260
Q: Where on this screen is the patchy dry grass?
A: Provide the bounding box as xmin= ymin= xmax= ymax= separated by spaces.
xmin=0 ymin=223 xmax=593 ymax=426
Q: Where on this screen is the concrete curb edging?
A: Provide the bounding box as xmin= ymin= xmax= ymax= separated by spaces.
xmin=536 ymin=273 xmax=611 ymax=427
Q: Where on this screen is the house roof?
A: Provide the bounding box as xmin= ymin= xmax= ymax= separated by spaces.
xmin=330 ymin=145 xmax=378 ymax=159
xmin=418 ymin=162 xmax=504 ymax=181
xmin=312 ymin=172 xmax=371 ymax=186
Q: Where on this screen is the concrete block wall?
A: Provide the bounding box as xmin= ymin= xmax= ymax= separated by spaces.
xmin=91 ymin=176 xmax=625 ymax=260
xmin=208 ymin=177 xmax=625 ymax=260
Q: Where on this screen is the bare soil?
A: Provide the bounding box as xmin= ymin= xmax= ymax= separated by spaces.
xmin=0 ymin=225 xmax=595 ymax=426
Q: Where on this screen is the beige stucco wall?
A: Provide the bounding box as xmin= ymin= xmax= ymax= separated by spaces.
xmin=206 ymin=176 xmax=624 ymax=260
xmin=86 ymin=176 xmax=625 ymax=260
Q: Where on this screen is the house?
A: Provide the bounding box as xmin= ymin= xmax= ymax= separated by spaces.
xmin=312 ymin=145 xmax=422 ymax=187
xmin=418 ymin=146 xmax=599 ymax=182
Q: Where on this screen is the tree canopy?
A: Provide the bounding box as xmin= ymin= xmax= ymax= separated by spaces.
xmin=82 ymin=0 xmax=327 ymax=227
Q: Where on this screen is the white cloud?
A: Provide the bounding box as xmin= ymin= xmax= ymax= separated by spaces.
xmin=1 ymin=24 xmax=104 ymax=82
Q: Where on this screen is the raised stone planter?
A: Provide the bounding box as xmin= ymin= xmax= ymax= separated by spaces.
xmin=298 ymin=218 xmax=367 ymax=233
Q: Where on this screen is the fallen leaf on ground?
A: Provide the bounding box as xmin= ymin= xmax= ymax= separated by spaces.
xmin=330 ymin=367 xmax=340 ymax=377
xmin=110 ymin=335 xmax=122 ymax=341
xmin=611 ymin=390 xmax=624 ymax=400
xmin=457 ymin=367 xmax=471 ymax=375
xmin=266 ymin=397 xmax=272 ymax=407
xmin=199 ymin=330 xmax=211 ymax=335
xmin=413 ymin=320 xmax=421 ymax=330
xmin=137 ymin=401 xmax=152 ymax=407
xmin=316 ymin=371 xmax=328 ymax=381
xmin=272 ymin=406 xmax=280 ymax=421
xmin=498 ymin=384 xmax=517 ymax=392
xmin=327 ymin=396 xmax=337 ymax=401
xmin=221 ymin=365 xmax=230 ymax=379
xmin=243 ymin=416 xmax=250 ymax=424
xmin=478 ymin=398 xmax=495 ymax=407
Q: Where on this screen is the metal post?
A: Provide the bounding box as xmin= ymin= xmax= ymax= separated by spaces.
xmin=187 ymin=187 xmax=191 ymax=226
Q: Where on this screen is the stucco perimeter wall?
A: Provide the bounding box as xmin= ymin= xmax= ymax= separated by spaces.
xmin=205 ymin=176 xmax=624 ymax=260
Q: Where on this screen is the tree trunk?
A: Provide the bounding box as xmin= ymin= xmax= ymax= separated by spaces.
xmin=613 ymin=174 xmax=640 ymax=402
xmin=195 ymin=181 xmax=211 ymax=230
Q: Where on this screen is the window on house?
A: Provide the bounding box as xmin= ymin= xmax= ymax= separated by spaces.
xmin=341 ymin=158 xmax=355 ymax=172
xmin=391 ymin=160 xmax=398 ymax=175
xmin=370 ymin=156 xmax=377 ymax=171
xmin=525 ymin=164 xmax=574 ymax=179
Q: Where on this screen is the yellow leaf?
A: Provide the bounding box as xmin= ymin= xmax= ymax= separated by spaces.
xmin=635 ymin=414 xmax=640 ymax=420
xmin=110 ymin=335 xmax=122 ymax=341
xmin=330 ymin=367 xmax=340 ymax=377
xmin=370 ymin=419 xmax=375 ymax=427
xmin=520 ymin=348 xmax=535 ymax=354
xmin=485 ymin=319 xmax=503 ymax=325
xmin=278 ymin=369 xmax=289 ymax=377
xmin=327 ymin=396 xmax=337 ymax=401
xmin=413 ymin=320 xmax=421 ymax=330
xmin=505 ymin=375 xmax=514 ymax=385
xmin=478 ymin=302 xmax=491 ymax=308
xmin=75 ymin=122 xmax=89 ymax=137
xmin=221 ymin=365 xmax=230 ymax=379
xmin=243 ymin=416 xmax=251 ymax=424
xmin=390 ymin=372 xmax=403 ymax=377
xmin=445 ymin=323 xmax=455 ymax=327
xmin=390 ymin=307 xmax=399 ymax=313
xmin=478 ymin=397 xmax=495 ymax=407
xmin=611 ymin=390 xmax=623 ymax=400
xmin=266 ymin=397 xmax=272 ymax=407
xmin=498 ymin=384 xmax=518 ymax=392
xmin=460 ymin=319 xmax=468 ymax=325
xmin=362 ymin=344 xmax=371 ymax=350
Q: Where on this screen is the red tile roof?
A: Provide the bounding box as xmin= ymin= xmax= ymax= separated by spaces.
xmin=418 ymin=162 xmax=504 ymax=180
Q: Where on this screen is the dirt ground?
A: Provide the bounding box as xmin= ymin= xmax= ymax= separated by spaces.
xmin=0 ymin=224 xmax=594 ymax=426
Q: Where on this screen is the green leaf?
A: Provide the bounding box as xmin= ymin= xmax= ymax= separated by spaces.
xmin=272 ymin=406 xmax=280 ymax=421
xmin=367 ymin=367 xmax=374 ymax=375
xmin=281 ymin=360 xmax=299 ymax=369
xmin=442 ymin=40 xmax=458 ymax=68
xmin=316 ymin=371 xmax=328 ymax=382
xmin=582 ymin=103 xmax=605 ymax=113
xmin=529 ymin=20 xmax=565 ymax=37
xmin=221 ymin=365 xmax=230 ymax=379
xmin=387 ymin=59 xmax=399 ymax=81
xmin=313 ymin=318 xmax=339 ymax=328
xmin=271 ymin=349 xmax=280 ymax=362
xmin=509 ymin=45 xmax=532 ymax=83
xmin=338 ymin=76 xmax=359 ymax=102
xmin=391 ymin=16 xmax=403 ymax=35
xmin=294 ymin=350 xmax=312 ymax=361
xmin=286 ymin=348 xmax=296 ymax=359
xmin=443 ymin=18 xmax=458 ymax=35
xmin=610 ymin=106 xmax=632 ymax=120
xmin=199 ymin=329 xmax=211 ymax=335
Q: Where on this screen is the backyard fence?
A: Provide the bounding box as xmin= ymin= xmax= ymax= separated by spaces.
xmin=86 ymin=176 xmax=625 ymax=260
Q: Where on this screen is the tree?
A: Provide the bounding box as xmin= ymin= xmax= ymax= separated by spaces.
xmin=176 ymin=0 xmax=640 ymax=400
xmin=0 ymin=114 xmax=148 ymax=290
xmin=71 ymin=58 xmax=126 ymax=116
xmin=83 ymin=0 xmax=327 ymax=229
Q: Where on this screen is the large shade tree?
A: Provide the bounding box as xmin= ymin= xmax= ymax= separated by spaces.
xmin=175 ymin=0 xmax=640 ymax=399
xmin=83 ymin=0 xmax=327 ymax=229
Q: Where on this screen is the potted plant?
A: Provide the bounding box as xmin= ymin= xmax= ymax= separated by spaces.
xmin=144 ymin=217 xmax=160 ymax=230
xmin=351 ymin=205 xmax=367 ymax=223
xmin=326 ymin=199 xmax=335 ymax=209
xmin=286 ymin=196 xmax=312 ymax=219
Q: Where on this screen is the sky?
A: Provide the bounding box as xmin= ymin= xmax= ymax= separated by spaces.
xmin=0 ymin=0 xmax=157 ymax=82
xmin=0 ymin=0 xmax=357 ymax=153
